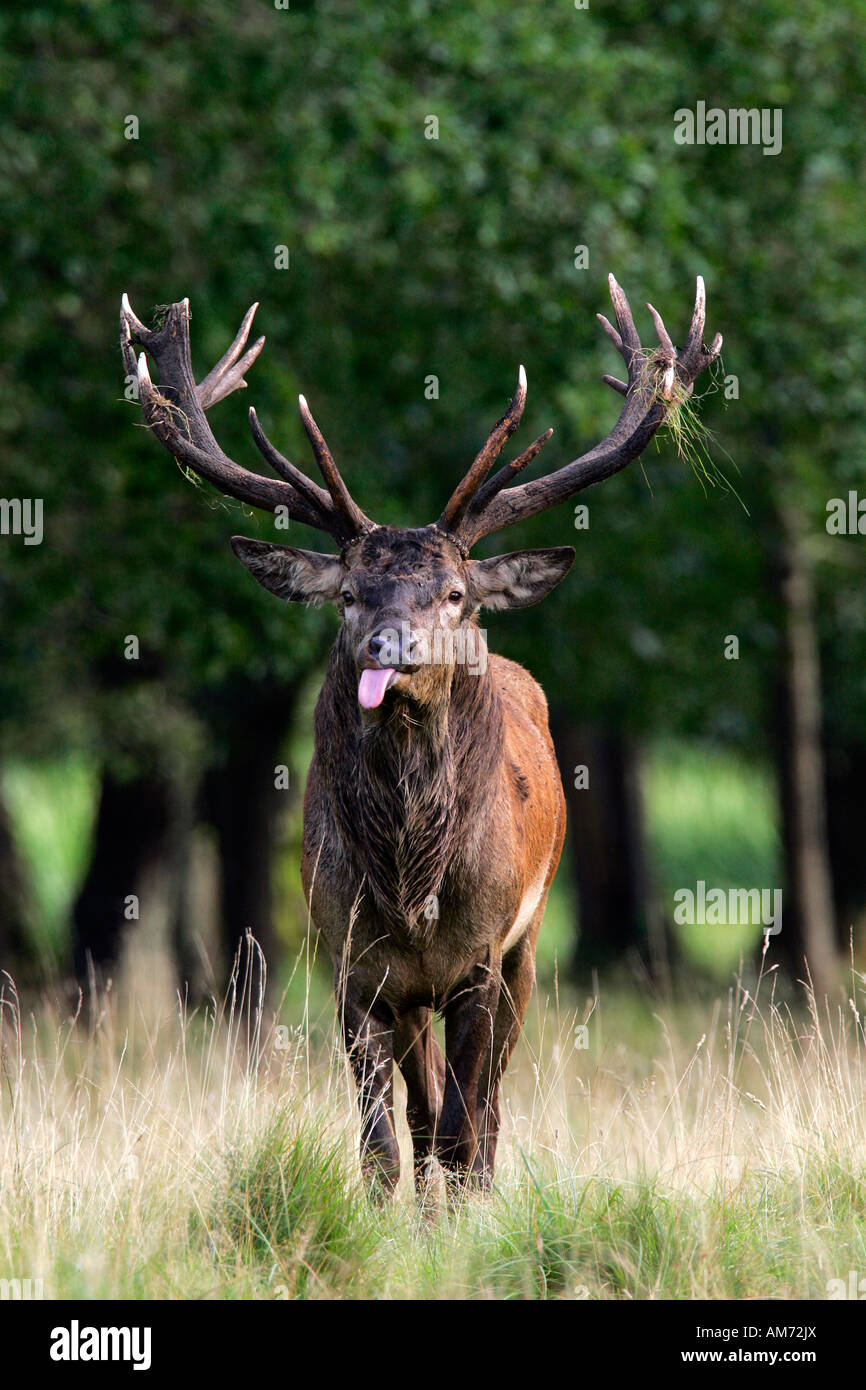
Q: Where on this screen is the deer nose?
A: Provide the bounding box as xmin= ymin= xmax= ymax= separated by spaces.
xmin=367 ymin=633 xmax=391 ymax=663
xmin=365 ymin=622 xmax=418 ymax=668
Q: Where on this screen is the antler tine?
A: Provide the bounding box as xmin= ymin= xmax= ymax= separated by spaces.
xmin=248 ymin=407 xmax=334 ymax=518
xmin=453 ymin=273 xmax=722 ymax=549
xmin=197 ymin=302 xmax=266 ymax=409
xmin=646 ymin=302 xmax=676 ymax=360
xmin=133 ymin=348 xmax=321 ymax=521
xmin=121 ymin=295 xmax=364 ymax=542
xmin=607 ymin=272 xmax=642 ymax=364
xmin=596 ymin=312 xmax=630 ymax=396
xmin=438 ymin=366 xmax=527 ymax=535
xmin=644 ymin=301 xmax=678 ymax=401
xmin=466 ymin=429 xmax=554 ymax=518
xmin=602 ymin=374 xmax=629 ymax=397
xmin=682 ymin=275 xmax=707 ymax=362
xmin=120 ymin=292 xmax=149 ymax=340
xmin=298 ymin=394 xmax=375 ymax=541
xmin=596 ymin=311 xmax=623 ymax=353
xmin=597 ymin=273 xmax=662 ymax=401
xmin=683 ymin=278 xmax=722 ymax=373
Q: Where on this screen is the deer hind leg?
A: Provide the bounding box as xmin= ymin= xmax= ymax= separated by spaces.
xmin=473 ymin=926 xmax=538 ymax=1189
xmin=437 ymin=949 xmax=502 ymax=1187
xmin=393 ymin=1007 xmax=445 ymax=1202
xmin=336 ymin=971 xmax=400 ymax=1200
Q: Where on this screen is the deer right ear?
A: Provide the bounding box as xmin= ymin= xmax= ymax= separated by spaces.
xmin=230 ymin=537 xmax=344 ymax=605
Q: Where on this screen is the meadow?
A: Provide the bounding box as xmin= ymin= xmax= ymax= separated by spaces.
xmin=1 ymin=742 xmax=864 ymax=1301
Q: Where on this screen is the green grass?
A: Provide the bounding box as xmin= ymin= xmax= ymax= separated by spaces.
xmin=211 ymin=1112 xmax=377 ymax=1297
xmin=1 ymin=758 xmax=97 ymax=960
xmin=644 ymin=740 xmax=780 ymax=976
xmin=1 ymin=956 xmax=865 ymax=1299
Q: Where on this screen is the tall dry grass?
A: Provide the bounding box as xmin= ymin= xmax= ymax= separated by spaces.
xmin=1 ymin=934 xmax=865 ymax=1299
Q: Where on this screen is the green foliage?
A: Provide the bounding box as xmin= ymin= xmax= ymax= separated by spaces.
xmin=0 ymin=758 xmax=97 ymax=956
xmin=3 ymin=0 xmax=865 ymax=764
xmin=2 ymin=0 xmax=866 ymax=989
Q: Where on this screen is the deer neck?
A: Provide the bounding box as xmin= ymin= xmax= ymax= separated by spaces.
xmin=317 ymin=626 xmax=504 ymax=937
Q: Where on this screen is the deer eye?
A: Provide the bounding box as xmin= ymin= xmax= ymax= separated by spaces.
xmin=341 ymin=591 xmax=355 ymax=606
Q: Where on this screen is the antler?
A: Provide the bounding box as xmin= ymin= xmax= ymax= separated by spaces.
xmin=442 ymin=274 xmax=722 ymax=551
xmin=437 ymin=366 xmax=529 ymax=535
xmin=119 ymin=296 xmax=376 ymax=547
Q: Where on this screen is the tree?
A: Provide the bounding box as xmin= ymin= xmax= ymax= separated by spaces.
xmin=2 ymin=0 xmax=865 ymax=993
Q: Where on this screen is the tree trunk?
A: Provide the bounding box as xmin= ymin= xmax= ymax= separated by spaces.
xmin=0 ymin=785 xmax=33 ymax=979
xmin=825 ymin=742 xmax=866 ymax=951
xmin=769 ymin=499 xmax=837 ymax=995
xmin=72 ymin=769 xmax=175 ymax=986
xmin=201 ymin=678 xmax=302 ymax=1003
xmin=550 ymin=713 xmax=666 ymax=982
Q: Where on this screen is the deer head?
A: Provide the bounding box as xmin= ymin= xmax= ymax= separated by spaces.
xmin=120 ymin=278 xmax=721 ymax=711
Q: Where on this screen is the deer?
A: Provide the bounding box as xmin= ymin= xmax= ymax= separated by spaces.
xmin=120 ymin=276 xmax=720 ymax=1199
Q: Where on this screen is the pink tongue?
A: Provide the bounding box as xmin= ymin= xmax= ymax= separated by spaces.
xmin=358 ymin=667 xmax=397 ymax=709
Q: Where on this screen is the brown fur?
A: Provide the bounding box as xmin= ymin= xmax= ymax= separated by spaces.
xmin=288 ymin=526 xmax=568 ymax=1198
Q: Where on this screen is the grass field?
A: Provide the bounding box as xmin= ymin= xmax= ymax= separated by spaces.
xmin=2 ymin=742 xmax=863 ymax=1301
xmin=1 ymin=942 xmax=865 ymax=1300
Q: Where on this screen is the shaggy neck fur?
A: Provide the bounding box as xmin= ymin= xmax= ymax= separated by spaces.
xmin=316 ymin=623 xmax=504 ymax=942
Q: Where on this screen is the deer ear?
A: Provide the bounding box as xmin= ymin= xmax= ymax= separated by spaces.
xmin=467 ymin=546 xmax=575 ymax=611
xmin=230 ymin=537 xmax=344 ymax=605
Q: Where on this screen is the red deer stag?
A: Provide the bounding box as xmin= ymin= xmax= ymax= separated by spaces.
xmin=120 ymin=277 xmax=720 ymax=1197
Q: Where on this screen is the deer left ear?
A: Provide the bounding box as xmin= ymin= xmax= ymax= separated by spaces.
xmin=466 ymin=546 xmax=575 ymax=611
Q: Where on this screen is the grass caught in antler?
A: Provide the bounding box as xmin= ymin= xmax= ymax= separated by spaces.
xmin=637 ymin=349 xmax=746 ymax=511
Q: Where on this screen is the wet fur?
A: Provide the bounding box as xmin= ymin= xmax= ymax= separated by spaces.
xmin=288 ymin=525 xmax=569 ymax=1195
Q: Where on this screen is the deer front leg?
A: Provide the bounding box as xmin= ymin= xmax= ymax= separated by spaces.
xmin=336 ymin=970 xmax=400 ymax=1200
xmin=437 ymin=950 xmax=502 ymax=1185
xmin=394 ymin=1006 xmax=445 ymax=1201
xmin=473 ymin=927 xmax=538 ymax=1188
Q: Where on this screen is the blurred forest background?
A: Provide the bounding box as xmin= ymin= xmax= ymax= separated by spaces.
xmin=1 ymin=0 xmax=864 ymax=1010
